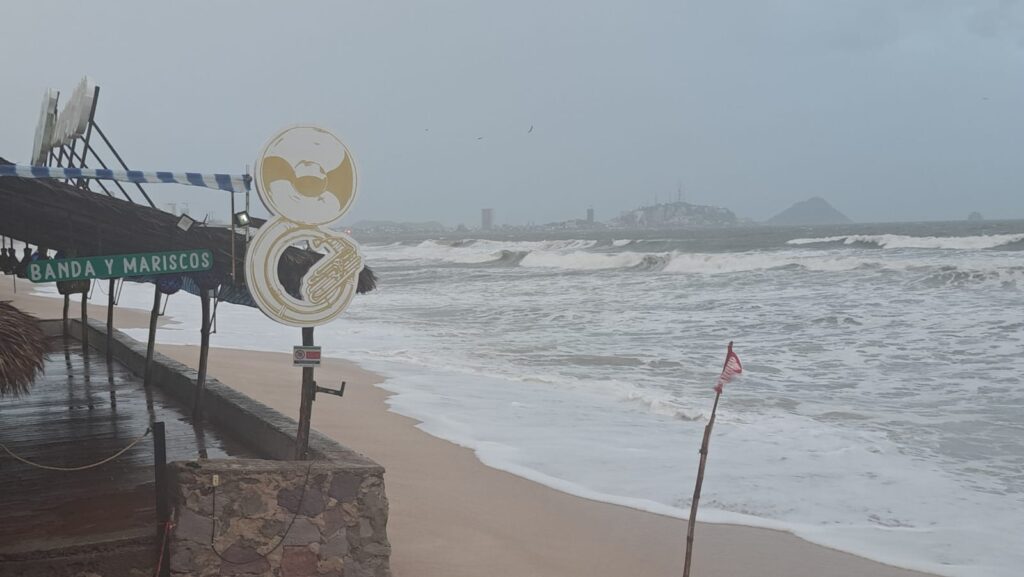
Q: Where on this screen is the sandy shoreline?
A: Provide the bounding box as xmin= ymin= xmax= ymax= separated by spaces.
xmin=1 ymin=279 xmax=939 ymax=577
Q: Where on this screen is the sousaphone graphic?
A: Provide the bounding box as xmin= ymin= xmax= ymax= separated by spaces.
xmin=256 ymin=126 xmax=357 ymax=225
xmin=246 ymin=126 xmax=363 ymax=327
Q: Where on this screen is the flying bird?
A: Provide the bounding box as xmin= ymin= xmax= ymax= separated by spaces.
xmin=528 ymin=125 xmax=534 ymax=133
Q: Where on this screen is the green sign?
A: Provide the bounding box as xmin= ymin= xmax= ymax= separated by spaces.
xmin=27 ymin=249 xmax=213 ymax=283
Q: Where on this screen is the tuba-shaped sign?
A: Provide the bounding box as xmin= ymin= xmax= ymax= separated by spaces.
xmin=245 ymin=126 xmax=363 ymax=327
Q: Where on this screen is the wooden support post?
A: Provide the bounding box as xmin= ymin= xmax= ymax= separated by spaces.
xmin=106 ymin=278 xmax=115 ymax=364
xmin=62 ymin=294 xmax=70 ymax=336
xmin=294 ymin=326 xmax=315 ymax=460
xmin=144 ymin=285 xmax=161 ymax=387
xmin=80 ymin=289 xmax=89 ymax=351
xmin=153 ymin=420 xmax=170 ymax=577
xmin=192 ymin=291 xmax=212 ymax=419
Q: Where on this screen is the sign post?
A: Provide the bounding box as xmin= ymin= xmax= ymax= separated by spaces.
xmin=295 ymin=328 xmax=316 ymax=460
xmin=244 ymin=125 xmax=362 ymax=460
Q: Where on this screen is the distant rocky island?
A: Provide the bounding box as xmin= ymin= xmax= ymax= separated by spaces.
xmin=768 ymin=197 xmax=851 ymax=226
xmin=613 ymin=201 xmax=739 ymax=228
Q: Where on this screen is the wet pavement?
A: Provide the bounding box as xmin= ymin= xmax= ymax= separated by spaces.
xmin=0 ymin=337 xmax=253 ymax=553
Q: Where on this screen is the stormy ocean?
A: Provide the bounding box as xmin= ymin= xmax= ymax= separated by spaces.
xmin=65 ymin=220 xmax=1023 ymax=577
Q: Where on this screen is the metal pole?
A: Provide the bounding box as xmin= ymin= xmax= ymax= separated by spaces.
xmin=106 ymin=277 xmax=115 ymax=364
xmin=64 ymin=146 xmax=114 ymax=197
xmin=80 ymin=288 xmax=89 ymax=351
xmin=91 ymin=122 xmax=156 ymax=208
xmin=153 ymin=420 xmax=170 ymax=577
xmin=76 ymin=86 xmax=100 ymax=190
xmin=230 ymin=193 xmax=236 ymax=283
xmin=82 ymin=142 xmax=131 ymax=201
xmin=294 ymin=326 xmax=315 ymax=460
xmin=144 ymin=285 xmax=161 ymax=387
xmin=55 ymin=144 xmax=67 ymax=169
xmin=682 ymin=392 xmax=721 ymax=577
xmin=245 ymin=186 xmax=250 ymax=240
xmin=192 ymin=291 xmax=212 ymax=419
xmin=65 ymin=140 xmax=78 ymax=184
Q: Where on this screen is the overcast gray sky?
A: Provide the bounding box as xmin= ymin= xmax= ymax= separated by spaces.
xmin=2 ymin=0 xmax=1023 ymax=226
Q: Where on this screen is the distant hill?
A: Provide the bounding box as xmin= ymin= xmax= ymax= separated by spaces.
xmin=613 ymin=201 xmax=738 ymax=228
xmin=768 ymin=197 xmax=851 ymax=225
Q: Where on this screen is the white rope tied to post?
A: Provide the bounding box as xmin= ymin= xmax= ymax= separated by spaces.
xmin=0 ymin=426 xmax=151 ymax=471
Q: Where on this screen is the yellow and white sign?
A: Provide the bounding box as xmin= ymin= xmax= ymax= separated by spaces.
xmin=245 ymin=126 xmax=363 ymax=327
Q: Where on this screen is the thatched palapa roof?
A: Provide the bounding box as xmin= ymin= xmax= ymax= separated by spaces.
xmin=0 ymin=157 xmax=376 ymax=305
xmin=0 ymin=302 xmax=47 ymax=396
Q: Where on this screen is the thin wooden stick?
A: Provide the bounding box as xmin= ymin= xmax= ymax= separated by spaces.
xmin=684 ymin=342 xmax=737 ymax=577
xmin=683 ymin=391 xmax=720 ymax=577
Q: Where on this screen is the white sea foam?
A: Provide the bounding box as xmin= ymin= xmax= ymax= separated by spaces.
xmin=366 ymin=242 xmax=900 ymax=274
xmin=519 ymin=250 xmax=653 ymax=270
xmin=367 ymin=243 xmax=879 ymax=274
xmin=363 ymin=239 xmax=599 ymax=265
xmin=787 ymin=233 xmax=1024 ymax=250
xmin=514 ymin=249 xmax=887 ymax=274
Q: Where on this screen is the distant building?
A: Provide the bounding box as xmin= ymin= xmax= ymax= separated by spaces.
xmin=587 ymin=208 xmax=594 ymax=223
xmin=481 ymin=208 xmax=494 ymax=230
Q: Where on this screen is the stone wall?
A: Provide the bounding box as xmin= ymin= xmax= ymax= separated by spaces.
xmin=49 ymin=319 xmax=393 ymax=577
xmin=169 ymin=460 xmax=390 ymax=577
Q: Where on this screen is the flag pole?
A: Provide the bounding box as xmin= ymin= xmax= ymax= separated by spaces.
xmin=683 ymin=341 xmax=734 ymax=577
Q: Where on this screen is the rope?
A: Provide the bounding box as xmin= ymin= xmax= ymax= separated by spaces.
xmin=0 ymin=427 xmax=151 ymax=471
xmin=210 ymin=459 xmax=316 ymax=564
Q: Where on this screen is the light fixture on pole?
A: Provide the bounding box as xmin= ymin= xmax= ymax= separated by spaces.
xmin=176 ymin=214 xmax=196 ymax=232
xmin=233 ymin=211 xmax=250 ymax=227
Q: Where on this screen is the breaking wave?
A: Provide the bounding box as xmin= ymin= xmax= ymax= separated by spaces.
xmin=906 ymin=266 xmax=1024 ymax=288
xmin=364 ymin=237 xmax=1024 ymax=283
xmin=368 ymin=241 xmax=879 ymax=273
xmin=520 ymin=250 xmax=655 ymax=270
xmin=787 ymin=233 xmax=1024 ymax=250
xmin=362 ymin=239 xmax=598 ymax=264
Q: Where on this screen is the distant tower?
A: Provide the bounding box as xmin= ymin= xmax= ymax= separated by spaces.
xmin=481 ymin=208 xmax=494 ymax=230
xmin=586 ymin=208 xmax=594 ymax=223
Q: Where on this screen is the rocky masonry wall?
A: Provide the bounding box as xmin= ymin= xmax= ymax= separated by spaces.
xmin=170 ymin=459 xmax=390 ymax=577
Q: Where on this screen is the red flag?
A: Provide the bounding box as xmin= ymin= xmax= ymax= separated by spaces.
xmin=714 ymin=342 xmax=742 ymax=394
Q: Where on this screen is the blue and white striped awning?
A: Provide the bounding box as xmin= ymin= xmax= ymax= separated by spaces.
xmin=0 ymin=164 xmax=251 ymax=193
